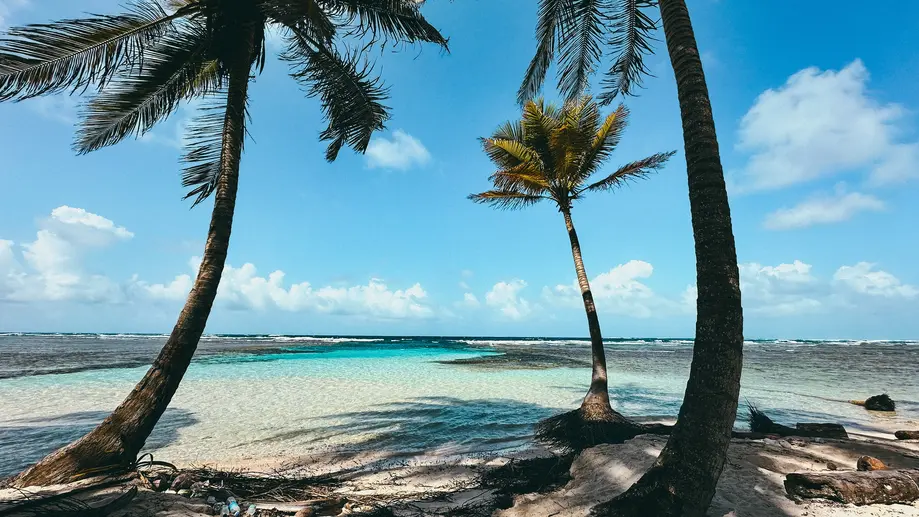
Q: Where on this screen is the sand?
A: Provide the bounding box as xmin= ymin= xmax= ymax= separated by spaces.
xmin=498 ymin=434 xmax=919 ymax=517
xmin=4 ymin=433 xmax=919 ymax=516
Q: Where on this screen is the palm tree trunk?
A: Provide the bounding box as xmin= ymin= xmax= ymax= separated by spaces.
xmin=13 ymin=56 xmax=252 ymax=488
xmin=562 ymin=209 xmax=625 ymax=422
xmin=591 ymin=0 xmax=744 ymax=515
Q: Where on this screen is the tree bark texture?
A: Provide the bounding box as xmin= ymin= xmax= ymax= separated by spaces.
xmin=14 ymin=46 xmax=253 ymax=488
xmin=592 ymin=0 xmax=744 ymax=514
xmin=785 ymin=470 xmax=919 ymax=505
xmin=562 ymin=209 xmax=617 ymax=420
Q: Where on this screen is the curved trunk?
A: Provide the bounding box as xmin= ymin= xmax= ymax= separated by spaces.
xmin=592 ymin=0 xmax=744 ymax=515
xmin=562 ymin=209 xmax=623 ymax=422
xmin=13 ymin=56 xmax=252 ymax=488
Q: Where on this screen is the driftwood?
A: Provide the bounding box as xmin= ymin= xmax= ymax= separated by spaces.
xmin=748 ymin=404 xmax=848 ymax=439
xmin=250 ymin=497 xmax=347 ymax=514
xmin=795 ymin=423 xmax=848 ymax=439
xmin=785 ymin=469 xmax=919 ymax=505
xmin=896 ymin=430 xmax=919 ymax=440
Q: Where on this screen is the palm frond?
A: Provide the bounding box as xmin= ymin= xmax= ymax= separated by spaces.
xmin=283 ymin=32 xmax=390 ymax=161
xmin=556 ymin=0 xmax=605 ymax=101
xmin=576 ymin=103 xmax=627 ymax=179
xmin=582 ymin=150 xmax=674 ymax=192
xmin=323 ymin=0 xmax=448 ymax=48
xmin=181 ymin=95 xmax=245 ymax=206
xmin=489 ymin=169 xmax=549 ymax=195
xmin=0 ymin=1 xmax=191 ymax=101
xmin=260 ymin=0 xmax=337 ymax=45
xmin=553 ymin=97 xmax=595 ymax=159
xmin=483 ymin=137 xmax=542 ymax=170
xmin=467 ymin=190 xmax=546 ymax=211
xmin=76 ymin=21 xmax=219 ymax=153
xmin=598 ymin=0 xmax=658 ymax=104
xmin=492 ymin=119 xmax=525 ymax=143
xmin=517 ymin=0 xmax=573 ymax=105
xmin=521 ymin=99 xmax=561 ymax=173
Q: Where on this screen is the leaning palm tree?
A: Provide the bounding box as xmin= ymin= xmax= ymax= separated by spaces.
xmin=470 ymin=96 xmax=674 ymax=449
xmin=1 ymin=0 xmax=447 ymax=487
xmin=518 ymin=1 xmax=744 ymax=515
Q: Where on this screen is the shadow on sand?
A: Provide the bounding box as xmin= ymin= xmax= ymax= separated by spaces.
xmin=0 ymin=408 xmax=198 ymax=478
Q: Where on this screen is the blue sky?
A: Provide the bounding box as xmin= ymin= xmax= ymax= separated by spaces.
xmin=1 ymin=0 xmax=918 ymax=339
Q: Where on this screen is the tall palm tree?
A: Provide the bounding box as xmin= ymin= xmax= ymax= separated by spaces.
xmin=518 ymin=1 xmax=744 ymax=514
xmin=470 ymin=97 xmax=674 ymax=448
xmin=1 ymin=0 xmax=447 ymax=487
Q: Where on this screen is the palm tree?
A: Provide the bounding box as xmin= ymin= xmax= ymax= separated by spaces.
xmin=1 ymin=0 xmax=447 ymax=487
xmin=519 ymin=1 xmax=743 ymax=515
xmin=470 ymin=96 xmax=674 ymax=449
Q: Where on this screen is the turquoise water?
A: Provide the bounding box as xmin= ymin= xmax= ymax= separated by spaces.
xmin=1 ymin=335 xmax=917 ymax=477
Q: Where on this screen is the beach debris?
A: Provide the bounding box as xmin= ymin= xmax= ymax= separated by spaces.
xmin=246 ymin=503 xmax=257 ymax=516
xmin=227 ymin=496 xmax=241 ymax=516
xmin=170 ymin=472 xmax=196 ymax=491
xmin=294 ymin=508 xmax=314 ymax=517
xmin=895 ymin=430 xmax=919 ymax=440
xmin=857 ymin=456 xmax=887 ymax=471
xmin=862 ymin=394 xmax=896 ymax=411
xmin=784 ymin=469 xmax=919 ymax=505
xmin=0 ymin=484 xmax=138 ymax=517
xmin=746 ymin=403 xmax=848 ymax=439
xmin=826 ymin=462 xmax=838 ymax=471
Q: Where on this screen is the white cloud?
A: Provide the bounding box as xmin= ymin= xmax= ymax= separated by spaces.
xmin=543 ymin=260 xmax=664 ymax=318
xmin=366 ymin=130 xmax=431 ymax=170
xmin=0 ymin=0 xmax=29 ymax=27
xmin=0 ymin=206 xmax=132 ymax=303
xmin=140 ymin=104 xmax=196 ymax=149
xmin=833 ymin=263 xmax=918 ymax=298
xmin=683 ymin=260 xmax=917 ymax=316
xmin=458 ymin=292 xmax=479 ymax=308
xmin=147 ymin=259 xmax=433 ymax=319
xmin=140 ymin=274 xmax=193 ymax=301
xmin=459 ymin=270 xmax=473 ymax=290
xmin=485 ymin=279 xmax=531 ymax=320
xmin=734 ymin=59 xmax=918 ymax=191
xmin=737 ymin=261 xmax=824 ymax=316
xmin=50 ymin=206 xmax=134 ymax=240
xmin=27 ymin=95 xmax=79 ymax=125
xmin=2 ymin=207 xmax=433 ymax=320
xmin=763 ymin=187 xmax=885 ymax=230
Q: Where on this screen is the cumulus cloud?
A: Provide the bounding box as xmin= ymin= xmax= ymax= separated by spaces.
xmin=734 ymin=59 xmax=919 ymax=192
xmin=763 ymin=187 xmax=885 ymax=230
xmin=485 ymin=279 xmax=531 ymax=320
xmin=458 ymin=292 xmax=480 ymax=308
xmin=683 ymin=260 xmax=917 ymax=316
xmin=737 ymin=261 xmax=825 ymax=316
xmin=2 ymin=207 xmax=433 ymax=320
xmin=146 ymin=258 xmax=433 ymax=319
xmin=0 ymin=206 xmax=132 ymax=302
xmin=834 ymin=263 xmax=919 ymax=298
xmin=366 ymin=130 xmax=431 ymax=170
xmin=542 ymin=260 xmax=668 ymax=318
xmin=50 ymin=206 xmax=134 ymax=240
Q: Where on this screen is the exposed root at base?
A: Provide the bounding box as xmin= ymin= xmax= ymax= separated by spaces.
xmin=534 ymin=409 xmax=659 ymax=452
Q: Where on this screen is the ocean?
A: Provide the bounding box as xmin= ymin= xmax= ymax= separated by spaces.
xmin=1 ymin=334 xmax=917 ymax=477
